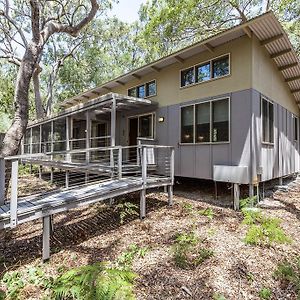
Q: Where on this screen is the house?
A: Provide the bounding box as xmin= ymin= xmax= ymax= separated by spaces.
xmin=23 ymin=11 xmax=300 ymax=198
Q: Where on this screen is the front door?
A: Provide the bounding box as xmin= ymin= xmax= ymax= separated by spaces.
xmin=129 ymin=117 xmax=138 ymax=161
xmin=129 ymin=117 xmax=138 ymax=146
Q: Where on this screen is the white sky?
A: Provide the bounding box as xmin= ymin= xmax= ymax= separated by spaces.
xmin=108 ymin=0 xmax=147 ymax=22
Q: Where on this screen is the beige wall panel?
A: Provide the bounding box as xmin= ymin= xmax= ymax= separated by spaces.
xmin=252 ymin=36 xmax=299 ymax=115
xmin=93 ymin=36 xmax=252 ymax=107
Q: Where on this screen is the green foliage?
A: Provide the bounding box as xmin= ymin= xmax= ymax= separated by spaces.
xmin=259 ymin=287 xmax=272 ymax=299
xmin=2 ymin=271 xmax=25 ymax=299
xmin=180 ymin=202 xmax=194 ymax=214
xmin=213 ymin=293 xmax=227 ymax=300
xmin=115 ymin=202 xmax=139 ymax=224
xmin=242 ymin=208 xmax=291 ymax=246
xmin=116 ymin=244 xmax=148 ymax=269
xmin=52 ymin=262 xmax=137 ymax=300
xmin=240 ymin=196 xmax=258 ymax=209
xmin=274 ymin=257 xmax=300 ymax=297
xmin=172 ymin=231 xmax=213 ymax=269
xmin=198 ymin=208 xmax=214 ymax=220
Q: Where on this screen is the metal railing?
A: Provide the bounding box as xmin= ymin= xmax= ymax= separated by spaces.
xmin=0 ymin=145 xmax=174 ymax=229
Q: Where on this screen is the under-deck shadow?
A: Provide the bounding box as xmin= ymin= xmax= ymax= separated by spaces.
xmin=0 ymin=194 xmax=167 ymax=275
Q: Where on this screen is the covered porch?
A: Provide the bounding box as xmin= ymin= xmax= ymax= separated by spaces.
xmin=23 ymin=93 xmax=157 ymax=157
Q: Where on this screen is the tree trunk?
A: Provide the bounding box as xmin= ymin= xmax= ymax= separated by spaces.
xmin=1 ymin=44 xmax=40 ymax=157
xmin=33 ymin=65 xmax=45 ymax=119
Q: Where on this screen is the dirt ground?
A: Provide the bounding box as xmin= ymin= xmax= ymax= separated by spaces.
xmin=0 ymin=175 xmax=299 ymax=299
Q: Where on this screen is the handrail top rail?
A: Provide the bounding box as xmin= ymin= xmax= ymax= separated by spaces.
xmin=1 ymin=144 xmax=174 ymax=160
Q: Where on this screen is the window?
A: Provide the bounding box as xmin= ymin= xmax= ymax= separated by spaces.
xmin=212 ymin=56 xmax=229 ymax=78
xmin=212 ymin=98 xmax=229 ymax=142
xmin=128 ymin=80 xmax=156 ymax=98
xmin=180 ymin=54 xmax=230 ymax=87
xmin=128 ymin=87 xmax=137 ymax=97
xmin=196 ymin=102 xmax=210 ymax=142
xmin=139 ymin=114 xmax=153 ymax=138
xmin=181 ymin=98 xmax=230 ymax=144
xmin=181 ymin=106 xmax=194 ymax=143
xmin=196 ymin=62 xmax=211 ymax=83
xmin=146 ymin=80 xmax=156 ymax=97
xmin=294 ymin=116 xmax=298 ymax=141
xmin=181 ymin=67 xmax=194 ymax=87
xmin=261 ymin=98 xmax=274 ymax=143
xmin=137 ymin=85 xmax=145 ymax=98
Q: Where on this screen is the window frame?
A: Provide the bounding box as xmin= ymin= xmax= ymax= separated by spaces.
xmin=127 ymin=79 xmax=157 ymax=99
xmin=180 ymin=96 xmax=231 ymax=145
xmin=261 ymin=96 xmax=274 ymax=145
xmin=127 ymin=112 xmax=156 ymax=141
xmin=180 ymin=53 xmax=231 ymax=89
xmin=293 ymin=115 xmax=298 ymax=142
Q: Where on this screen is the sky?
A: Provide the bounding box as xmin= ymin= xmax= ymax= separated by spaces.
xmin=108 ymin=0 xmax=147 ymax=23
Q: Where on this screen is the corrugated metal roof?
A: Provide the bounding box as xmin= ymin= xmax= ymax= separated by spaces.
xmin=248 ymin=13 xmax=300 ymax=103
xmin=62 ymin=11 xmax=300 ymax=108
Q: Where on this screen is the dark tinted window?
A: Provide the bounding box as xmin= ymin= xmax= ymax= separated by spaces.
xmin=212 ymin=99 xmax=229 ymax=142
xmin=212 ymin=55 xmax=229 ymax=78
xmin=261 ymin=98 xmax=274 ymax=143
xmin=181 ymin=106 xmax=194 ymax=143
xmin=146 ymin=81 xmax=156 ymax=97
xmin=196 ymin=102 xmax=210 ymax=142
xmin=294 ymin=117 xmax=298 ymax=141
xmin=181 ymin=67 xmax=194 ymax=87
xmin=128 ymin=87 xmax=137 ymax=97
xmin=139 ymin=114 xmax=153 ymax=138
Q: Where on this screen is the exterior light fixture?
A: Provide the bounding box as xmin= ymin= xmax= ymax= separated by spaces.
xmin=158 ymin=117 xmax=165 ymax=123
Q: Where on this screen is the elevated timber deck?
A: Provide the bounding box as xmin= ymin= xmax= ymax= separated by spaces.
xmin=0 ymin=145 xmax=174 ymax=261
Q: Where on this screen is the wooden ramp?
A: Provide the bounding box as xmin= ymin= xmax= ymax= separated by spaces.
xmin=0 ymin=176 xmax=171 ymax=230
xmin=0 ymin=145 xmax=174 ymax=261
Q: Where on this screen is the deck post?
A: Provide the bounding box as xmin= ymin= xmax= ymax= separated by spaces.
xmin=10 ymin=159 xmax=19 ymax=228
xmin=39 ymin=165 xmax=42 ymax=180
xmin=140 ymin=146 xmax=147 ymax=219
xmin=249 ymin=184 xmax=254 ymax=198
xmin=50 ymin=167 xmax=54 ymax=183
xmin=118 ymin=147 xmax=122 ymax=179
xmin=168 ymin=185 xmax=173 ymax=206
xmin=65 ymin=170 xmax=69 ymax=188
xmin=278 ymin=177 xmax=283 ymax=186
xmin=50 ymin=121 xmax=54 ymax=161
xmin=233 ymin=183 xmax=240 ymax=211
xmin=0 ymin=158 xmax=5 ymax=205
xmin=42 ymin=216 xmax=51 ymax=262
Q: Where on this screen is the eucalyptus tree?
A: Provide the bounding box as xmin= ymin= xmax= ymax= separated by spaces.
xmin=0 ymin=0 xmax=101 ymax=157
xmin=56 ymin=18 xmax=146 ymax=103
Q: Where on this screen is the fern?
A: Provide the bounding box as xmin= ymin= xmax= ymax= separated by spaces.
xmin=51 ymin=262 xmax=137 ymax=300
xmin=116 ymin=244 xmax=148 ymax=269
xmin=115 ymin=202 xmax=139 ymax=224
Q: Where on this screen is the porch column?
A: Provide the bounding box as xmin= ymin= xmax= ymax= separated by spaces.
xmin=29 ymin=127 xmax=33 ymax=173
xmin=66 ymin=116 xmax=71 ymax=162
xmin=42 ymin=215 xmax=51 ymax=262
xmin=233 ymin=183 xmax=240 ymax=211
xmin=50 ymin=121 xmax=54 ymax=183
xmin=85 ymin=111 xmax=91 ymax=183
xmin=111 ymin=96 xmax=116 ymax=147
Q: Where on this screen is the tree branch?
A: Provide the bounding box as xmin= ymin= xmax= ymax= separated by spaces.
xmin=41 ymin=0 xmax=99 ymax=44
xmin=0 ymin=0 xmax=28 ymax=48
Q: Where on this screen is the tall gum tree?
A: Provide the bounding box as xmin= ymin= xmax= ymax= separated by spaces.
xmin=0 ymin=0 xmax=100 ymax=157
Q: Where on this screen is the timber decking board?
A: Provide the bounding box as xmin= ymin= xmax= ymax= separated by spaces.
xmin=0 ymin=176 xmax=171 ymax=229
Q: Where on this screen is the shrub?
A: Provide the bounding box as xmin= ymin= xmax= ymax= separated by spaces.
xmin=274 ymin=257 xmax=300 ymax=297
xmin=242 ymin=208 xmax=291 ymax=246
xmin=116 ymin=244 xmax=148 ymax=269
xmin=172 ymin=231 xmax=213 ymax=269
xmin=115 ymin=202 xmax=139 ymax=224
xmin=198 ymin=208 xmax=214 ymax=220
xmin=259 ymin=287 xmax=272 ymax=299
xmin=52 ymin=262 xmax=136 ymax=300
xmin=240 ymin=196 xmax=258 ymax=209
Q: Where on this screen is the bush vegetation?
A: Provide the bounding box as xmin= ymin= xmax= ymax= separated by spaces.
xmin=242 ymin=208 xmax=291 ymax=246
xmin=274 ymin=257 xmax=300 ymax=298
xmin=172 ymin=230 xmax=213 ymax=269
xmin=0 ymin=244 xmax=147 ymax=299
